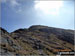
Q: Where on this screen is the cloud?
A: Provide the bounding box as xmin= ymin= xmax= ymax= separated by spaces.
xmin=1 ymin=0 xmax=19 ymax=6
xmin=1 ymin=0 xmax=20 ymax=7
xmin=34 ymin=1 xmax=63 ymax=16
xmin=1 ymin=0 xmax=35 ymax=13
xmin=1 ymin=0 xmax=22 ymax=13
xmin=9 ymin=0 xmax=22 ymax=13
xmin=9 ymin=0 xmax=20 ymax=7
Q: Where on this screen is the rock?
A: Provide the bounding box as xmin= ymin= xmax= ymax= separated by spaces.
xmin=0 ymin=25 xmax=74 ymax=55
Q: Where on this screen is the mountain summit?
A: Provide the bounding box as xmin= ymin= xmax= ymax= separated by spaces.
xmin=0 ymin=25 xmax=74 ymax=55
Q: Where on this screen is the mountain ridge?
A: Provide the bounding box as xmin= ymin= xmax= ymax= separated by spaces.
xmin=1 ymin=25 xmax=74 ymax=33
xmin=0 ymin=25 xmax=74 ymax=55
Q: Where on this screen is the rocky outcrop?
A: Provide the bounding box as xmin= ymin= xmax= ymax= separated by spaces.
xmin=0 ymin=25 xmax=74 ymax=55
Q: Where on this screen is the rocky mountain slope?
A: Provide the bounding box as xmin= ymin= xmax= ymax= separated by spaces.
xmin=0 ymin=25 xmax=74 ymax=56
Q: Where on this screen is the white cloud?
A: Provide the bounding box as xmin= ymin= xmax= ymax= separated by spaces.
xmin=9 ymin=0 xmax=22 ymax=13
xmin=1 ymin=0 xmax=20 ymax=7
xmin=9 ymin=0 xmax=20 ymax=7
xmin=1 ymin=0 xmax=22 ymax=13
xmin=34 ymin=1 xmax=64 ymax=16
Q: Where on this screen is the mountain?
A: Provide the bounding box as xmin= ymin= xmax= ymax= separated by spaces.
xmin=0 ymin=25 xmax=74 ymax=55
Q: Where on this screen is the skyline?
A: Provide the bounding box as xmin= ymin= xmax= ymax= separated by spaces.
xmin=1 ymin=0 xmax=74 ymax=32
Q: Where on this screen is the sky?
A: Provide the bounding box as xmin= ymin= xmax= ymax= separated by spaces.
xmin=1 ymin=0 xmax=75 ymax=32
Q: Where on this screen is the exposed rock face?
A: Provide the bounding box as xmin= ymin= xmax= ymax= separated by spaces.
xmin=0 ymin=25 xmax=74 ymax=55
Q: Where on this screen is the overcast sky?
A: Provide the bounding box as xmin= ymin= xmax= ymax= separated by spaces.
xmin=1 ymin=0 xmax=74 ymax=32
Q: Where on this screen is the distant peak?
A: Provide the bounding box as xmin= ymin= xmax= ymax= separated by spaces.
xmin=0 ymin=27 xmax=8 ymax=33
xmin=29 ymin=25 xmax=49 ymax=27
xmin=29 ymin=25 xmax=49 ymax=29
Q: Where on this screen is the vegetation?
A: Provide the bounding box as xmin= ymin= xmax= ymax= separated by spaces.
xmin=0 ymin=25 xmax=74 ymax=55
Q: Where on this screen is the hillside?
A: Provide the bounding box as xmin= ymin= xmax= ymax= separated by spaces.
xmin=0 ymin=25 xmax=74 ymax=56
